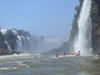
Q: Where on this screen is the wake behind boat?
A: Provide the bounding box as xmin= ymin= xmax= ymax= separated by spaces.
xmin=56 ymin=51 xmax=81 ymax=57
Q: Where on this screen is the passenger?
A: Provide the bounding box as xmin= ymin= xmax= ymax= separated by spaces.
xmin=56 ymin=54 xmax=58 ymax=57
xmin=64 ymin=52 xmax=67 ymax=55
xmin=78 ymin=51 xmax=80 ymax=53
xmin=62 ymin=53 xmax=64 ymax=56
xmin=74 ymin=52 xmax=76 ymax=55
xmin=75 ymin=51 xmax=81 ymax=56
xmin=58 ymin=53 xmax=61 ymax=56
xmin=78 ymin=51 xmax=81 ymax=55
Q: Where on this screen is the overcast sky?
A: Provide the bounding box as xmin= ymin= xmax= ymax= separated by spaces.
xmin=0 ymin=0 xmax=79 ymax=42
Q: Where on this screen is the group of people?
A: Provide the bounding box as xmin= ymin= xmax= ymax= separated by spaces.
xmin=57 ymin=51 xmax=81 ymax=56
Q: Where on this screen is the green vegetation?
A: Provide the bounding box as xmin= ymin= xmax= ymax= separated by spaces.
xmin=71 ymin=6 xmax=79 ymax=36
xmin=18 ymin=29 xmax=30 ymax=37
xmin=75 ymin=6 xmax=80 ymax=11
xmin=90 ymin=2 xmax=94 ymax=16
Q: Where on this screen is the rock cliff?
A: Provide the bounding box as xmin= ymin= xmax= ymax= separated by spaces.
xmin=0 ymin=32 xmax=8 ymax=50
xmin=91 ymin=0 xmax=100 ymax=55
xmin=0 ymin=29 xmax=44 ymax=55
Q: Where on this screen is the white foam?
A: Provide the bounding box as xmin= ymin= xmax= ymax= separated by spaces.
xmin=74 ymin=0 xmax=92 ymax=55
xmin=0 ymin=53 xmax=31 ymax=59
xmin=12 ymin=30 xmax=18 ymax=35
xmin=1 ymin=29 xmax=8 ymax=35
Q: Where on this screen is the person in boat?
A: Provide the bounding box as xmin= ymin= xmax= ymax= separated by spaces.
xmin=78 ymin=51 xmax=81 ymax=55
xmin=76 ymin=51 xmax=80 ymax=56
xmin=56 ymin=54 xmax=58 ymax=57
xmin=69 ymin=53 xmax=72 ymax=55
xmin=67 ymin=53 xmax=69 ymax=55
xmin=74 ymin=52 xmax=76 ymax=55
xmin=64 ymin=52 xmax=67 ymax=55
xmin=72 ymin=53 xmax=74 ymax=55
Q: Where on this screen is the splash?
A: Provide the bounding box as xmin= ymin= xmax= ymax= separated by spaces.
xmin=74 ymin=0 xmax=92 ymax=55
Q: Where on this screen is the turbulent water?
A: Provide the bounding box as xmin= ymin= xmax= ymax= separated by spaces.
xmin=0 ymin=54 xmax=100 ymax=75
xmin=74 ymin=0 xmax=92 ymax=55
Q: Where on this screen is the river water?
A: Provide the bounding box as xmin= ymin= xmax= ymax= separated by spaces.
xmin=0 ymin=53 xmax=100 ymax=75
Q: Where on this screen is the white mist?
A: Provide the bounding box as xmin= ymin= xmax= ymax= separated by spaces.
xmin=74 ymin=0 xmax=92 ymax=55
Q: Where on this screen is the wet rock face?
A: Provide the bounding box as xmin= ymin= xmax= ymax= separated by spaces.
xmin=93 ymin=0 xmax=100 ymax=16
xmin=0 ymin=32 xmax=8 ymax=50
xmin=93 ymin=0 xmax=100 ymax=4
xmin=92 ymin=35 xmax=100 ymax=55
xmin=91 ymin=0 xmax=100 ymax=55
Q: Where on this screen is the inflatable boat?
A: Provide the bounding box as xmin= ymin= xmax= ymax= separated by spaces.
xmin=56 ymin=51 xmax=81 ymax=57
xmin=57 ymin=53 xmax=80 ymax=57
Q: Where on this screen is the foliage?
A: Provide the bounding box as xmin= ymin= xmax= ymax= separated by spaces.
xmin=90 ymin=2 xmax=94 ymax=16
xmin=71 ymin=13 xmax=78 ymax=35
xmin=75 ymin=6 xmax=80 ymax=11
xmin=18 ymin=30 xmax=30 ymax=37
xmin=69 ymin=5 xmax=80 ymax=42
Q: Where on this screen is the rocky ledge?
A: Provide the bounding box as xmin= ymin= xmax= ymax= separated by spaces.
xmin=0 ymin=48 xmax=21 ymax=55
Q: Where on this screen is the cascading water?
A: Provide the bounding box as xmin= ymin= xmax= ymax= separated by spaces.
xmin=5 ymin=41 xmax=12 ymax=51
xmin=16 ymin=36 xmax=24 ymax=51
xmin=16 ymin=36 xmax=39 ymax=52
xmin=0 ymin=29 xmax=44 ymax=53
xmin=27 ymin=37 xmax=37 ymax=50
xmin=1 ymin=30 xmax=7 ymax=35
xmin=74 ymin=0 xmax=92 ymax=55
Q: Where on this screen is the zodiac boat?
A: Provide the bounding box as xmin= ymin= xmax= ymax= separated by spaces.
xmin=56 ymin=51 xmax=81 ymax=57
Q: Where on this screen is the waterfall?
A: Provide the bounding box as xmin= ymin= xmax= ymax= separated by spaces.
xmin=17 ymin=36 xmax=23 ymax=51
xmin=12 ymin=30 xmax=18 ymax=35
xmin=1 ymin=30 xmax=8 ymax=35
xmin=27 ymin=37 xmax=37 ymax=50
xmin=5 ymin=41 xmax=12 ymax=51
xmin=74 ymin=0 xmax=92 ymax=55
xmin=16 ymin=36 xmax=37 ymax=52
xmin=0 ymin=29 xmax=44 ymax=53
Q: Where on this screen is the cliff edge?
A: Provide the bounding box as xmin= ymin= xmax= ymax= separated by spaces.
xmin=91 ymin=0 xmax=100 ymax=55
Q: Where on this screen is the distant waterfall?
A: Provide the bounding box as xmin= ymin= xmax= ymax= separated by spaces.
xmin=16 ymin=36 xmax=23 ymax=51
xmin=16 ymin=36 xmax=40 ymax=52
xmin=74 ymin=0 xmax=92 ymax=55
xmin=5 ymin=41 xmax=12 ymax=51
xmin=0 ymin=29 xmax=44 ymax=53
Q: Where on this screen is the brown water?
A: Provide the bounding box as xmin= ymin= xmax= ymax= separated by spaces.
xmin=0 ymin=53 xmax=100 ymax=75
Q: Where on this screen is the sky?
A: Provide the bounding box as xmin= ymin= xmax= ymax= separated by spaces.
xmin=0 ymin=0 xmax=79 ymax=42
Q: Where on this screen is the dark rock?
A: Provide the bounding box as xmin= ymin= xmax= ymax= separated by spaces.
xmin=0 ymin=48 xmax=21 ymax=55
xmin=4 ymin=30 xmax=17 ymax=50
xmin=91 ymin=0 xmax=100 ymax=55
xmin=0 ymin=32 xmax=8 ymax=50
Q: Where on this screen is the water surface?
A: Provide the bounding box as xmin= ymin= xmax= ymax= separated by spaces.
xmin=0 ymin=53 xmax=100 ymax=75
